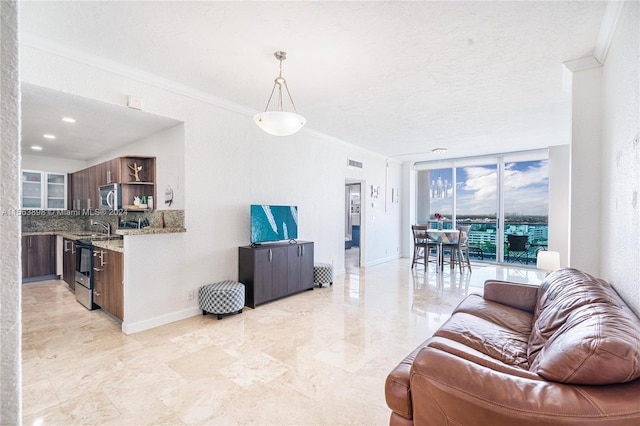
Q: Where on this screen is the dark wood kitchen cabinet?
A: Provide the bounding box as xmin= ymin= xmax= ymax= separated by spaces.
xmin=92 ymin=247 xmax=124 ymax=321
xmin=238 ymin=241 xmax=314 ymax=308
xmin=69 ymin=156 xmax=155 ymax=211
xmin=70 ymin=168 xmax=89 ymax=210
xmin=94 ymin=158 xmax=120 ymax=189
xmin=62 ymin=238 xmax=76 ymax=290
xmin=21 ymin=234 xmax=56 ymax=281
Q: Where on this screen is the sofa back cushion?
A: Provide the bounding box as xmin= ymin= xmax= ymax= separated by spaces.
xmin=528 ymin=268 xmax=640 ymax=385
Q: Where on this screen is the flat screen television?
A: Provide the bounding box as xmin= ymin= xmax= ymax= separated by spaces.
xmin=250 ymin=204 xmax=298 ymax=244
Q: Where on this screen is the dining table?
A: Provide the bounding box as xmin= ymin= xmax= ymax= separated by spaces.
xmin=426 ymin=229 xmax=460 ymax=272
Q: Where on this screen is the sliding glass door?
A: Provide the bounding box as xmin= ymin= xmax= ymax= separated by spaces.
xmin=455 ymin=164 xmax=499 ymax=261
xmin=415 ymin=152 xmax=548 ymax=264
xmin=503 ymin=159 xmax=549 ymax=264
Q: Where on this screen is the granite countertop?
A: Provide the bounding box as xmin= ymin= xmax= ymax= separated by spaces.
xmin=114 ymin=227 xmax=186 ymax=236
xmin=22 ymin=228 xmax=186 ymax=254
xmin=91 ymin=239 xmax=124 ymax=253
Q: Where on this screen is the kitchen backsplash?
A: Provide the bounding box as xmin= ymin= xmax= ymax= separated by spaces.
xmin=21 ymin=210 xmax=185 ymax=233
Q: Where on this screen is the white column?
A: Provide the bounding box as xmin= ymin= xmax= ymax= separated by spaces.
xmin=0 ymin=0 xmax=22 ymax=423
xmin=566 ymin=63 xmax=603 ymax=275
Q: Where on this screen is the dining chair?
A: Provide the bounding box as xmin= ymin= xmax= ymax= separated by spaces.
xmin=411 ymin=225 xmax=437 ymax=270
xmin=442 ymin=225 xmax=471 ymax=273
xmin=506 ymin=234 xmax=530 ymax=264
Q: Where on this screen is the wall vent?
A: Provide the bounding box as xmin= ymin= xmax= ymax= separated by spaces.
xmin=348 ymin=159 xmax=363 ymax=169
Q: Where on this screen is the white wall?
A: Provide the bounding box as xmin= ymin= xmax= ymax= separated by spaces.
xmin=19 ymin=43 xmax=402 ymax=332
xmin=89 ymin=124 xmax=186 ymax=210
xmin=600 ymin=2 xmax=640 ymax=315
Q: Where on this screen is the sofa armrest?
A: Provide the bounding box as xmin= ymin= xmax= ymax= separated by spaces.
xmin=410 ymin=346 xmax=640 ymax=425
xmin=483 ymin=280 xmax=539 ymax=313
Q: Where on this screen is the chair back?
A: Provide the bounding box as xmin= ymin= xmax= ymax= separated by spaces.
xmin=412 ymin=225 xmax=430 ymax=246
xmin=457 ymin=225 xmax=471 ymax=246
xmin=507 ymin=234 xmax=529 ymax=251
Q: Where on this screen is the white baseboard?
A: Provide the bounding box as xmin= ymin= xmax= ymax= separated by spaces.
xmin=121 ymin=306 xmax=201 ymax=335
xmin=364 ymin=254 xmax=400 ymax=268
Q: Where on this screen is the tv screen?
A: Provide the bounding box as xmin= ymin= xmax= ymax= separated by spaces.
xmin=251 ymin=205 xmax=298 ymax=244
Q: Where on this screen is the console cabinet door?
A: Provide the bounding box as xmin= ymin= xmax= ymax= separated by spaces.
xmin=287 ymin=242 xmax=314 ymax=293
xmin=299 ymin=242 xmax=314 ymax=290
xmin=253 ymin=247 xmax=274 ymax=305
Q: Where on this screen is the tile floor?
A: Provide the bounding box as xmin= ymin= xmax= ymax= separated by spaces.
xmin=21 ymin=255 xmax=545 ymax=425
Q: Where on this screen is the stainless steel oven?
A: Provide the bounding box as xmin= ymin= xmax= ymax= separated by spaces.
xmin=99 ymin=183 xmax=122 ymax=211
xmin=75 ymin=240 xmax=96 ymax=310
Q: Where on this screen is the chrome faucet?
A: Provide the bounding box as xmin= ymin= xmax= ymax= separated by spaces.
xmin=91 ymin=219 xmax=111 ymax=239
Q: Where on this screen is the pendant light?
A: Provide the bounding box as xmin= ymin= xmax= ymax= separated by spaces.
xmin=254 ymin=51 xmax=306 ymax=136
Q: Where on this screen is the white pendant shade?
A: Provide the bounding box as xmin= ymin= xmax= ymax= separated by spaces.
xmin=253 ymin=111 xmax=306 ymax=136
xmin=254 ymin=51 xmax=306 ymax=137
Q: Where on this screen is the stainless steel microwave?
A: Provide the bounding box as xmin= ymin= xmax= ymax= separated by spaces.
xmin=99 ymin=183 xmax=122 ymax=210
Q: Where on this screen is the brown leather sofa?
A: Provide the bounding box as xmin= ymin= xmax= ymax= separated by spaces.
xmin=385 ymin=268 xmax=640 ymax=425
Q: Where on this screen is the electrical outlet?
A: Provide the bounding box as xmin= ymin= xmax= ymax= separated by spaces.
xmin=187 ymin=291 xmax=194 ymax=301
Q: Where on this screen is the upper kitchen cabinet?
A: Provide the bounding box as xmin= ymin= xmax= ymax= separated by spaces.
xmin=95 ymin=157 xmax=121 ymax=188
xmin=70 ymin=156 xmax=156 ymax=211
xmin=22 ymin=170 xmax=67 ymax=210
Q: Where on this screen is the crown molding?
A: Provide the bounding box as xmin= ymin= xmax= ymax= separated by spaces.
xmin=562 ymin=1 xmax=625 ymax=73
xmin=19 ymin=31 xmax=258 ymax=118
xmin=594 ymin=1 xmax=625 ymax=64
xmin=563 ymin=55 xmax=602 ymax=72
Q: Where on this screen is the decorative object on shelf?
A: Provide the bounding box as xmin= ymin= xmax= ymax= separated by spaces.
xmin=434 ymin=212 xmax=443 ymax=230
xmin=165 ymin=185 xmax=173 ymax=207
xmin=128 ymin=162 xmax=143 ymax=182
xmin=253 ymin=51 xmax=306 ymax=136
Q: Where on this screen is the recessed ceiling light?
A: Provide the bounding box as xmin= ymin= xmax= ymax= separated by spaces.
xmin=62 ymin=117 xmax=76 ymax=123
xmin=432 ymin=148 xmax=447 ymax=154
xmin=31 ymin=145 xmax=43 ymax=151
xmin=43 ymin=134 xmax=56 ymax=139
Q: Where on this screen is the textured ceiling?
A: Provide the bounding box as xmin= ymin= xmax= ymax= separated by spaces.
xmin=19 ymin=1 xmax=608 ymax=161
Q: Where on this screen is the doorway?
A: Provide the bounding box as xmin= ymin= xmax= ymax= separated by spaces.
xmin=345 ymin=183 xmax=361 ymax=269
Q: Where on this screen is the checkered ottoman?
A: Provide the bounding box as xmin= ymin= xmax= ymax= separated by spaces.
xmin=313 ymin=262 xmax=334 ymax=288
xmin=199 ymin=280 xmax=245 ymax=320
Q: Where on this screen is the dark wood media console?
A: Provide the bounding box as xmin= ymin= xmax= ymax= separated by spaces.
xmin=238 ymin=241 xmax=314 ymax=308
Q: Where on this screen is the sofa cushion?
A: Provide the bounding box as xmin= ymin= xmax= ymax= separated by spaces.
xmin=434 ymin=311 xmax=530 ymax=369
xmin=528 ymin=268 xmax=640 ymax=385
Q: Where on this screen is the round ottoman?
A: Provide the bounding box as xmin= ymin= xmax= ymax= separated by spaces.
xmin=313 ymin=262 xmax=334 ymax=288
xmin=199 ymin=280 xmax=245 ymax=319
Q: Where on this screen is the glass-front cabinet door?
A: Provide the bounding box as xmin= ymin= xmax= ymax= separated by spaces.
xmin=46 ymin=172 xmax=67 ymax=209
xmin=22 ymin=170 xmax=43 ymax=209
xmin=21 ymin=170 xmax=67 ymax=210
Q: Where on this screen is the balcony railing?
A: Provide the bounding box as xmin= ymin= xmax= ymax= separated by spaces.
xmin=427 ymin=220 xmax=548 ymax=265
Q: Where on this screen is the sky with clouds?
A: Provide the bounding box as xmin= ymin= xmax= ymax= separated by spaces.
xmin=428 ymin=160 xmax=549 ymax=217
